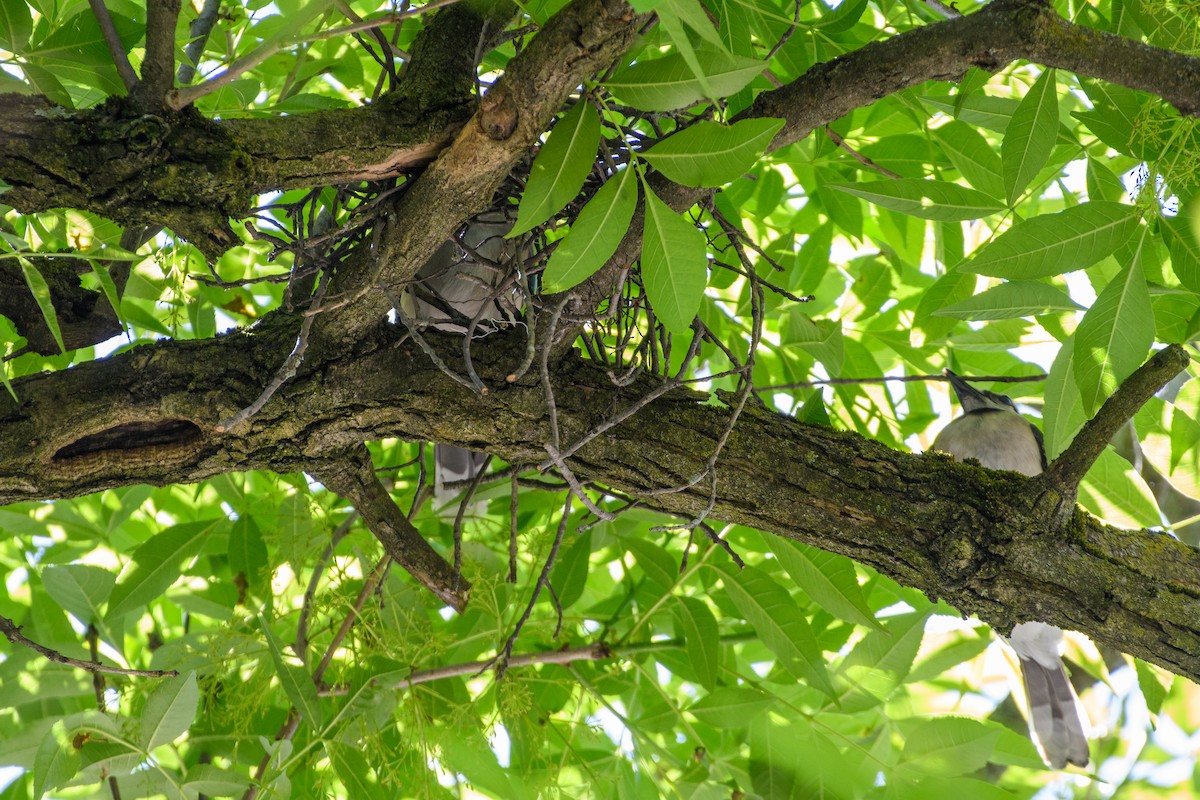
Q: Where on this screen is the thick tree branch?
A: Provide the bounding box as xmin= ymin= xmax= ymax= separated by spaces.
xmin=2 ymin=329 xmax=1198 ymax=682
xmin=309 ymin=445 xmax=469 ymax=611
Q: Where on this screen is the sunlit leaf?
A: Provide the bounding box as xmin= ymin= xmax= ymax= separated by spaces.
xmin=106 ymin=520 xmax=220 ymax=620
xmin=934 ymin=280 xmax=1082 ymax=320
xmin=640 ymin=183 xmax=708 ymax=335
xmin=541 ymin=166 xmax=637 ymax=292
xmin=511 ymin=100 xmax=601 ymax=236
xmin=962 ymin=201 xmax=1140 ymax=279
xmin=642 ymin=118 xmax=783 ymax=187
xmin=1002 ymin=68 xmax=1059 ymax=205
xmin=828 ymin=179 xmax=1004 ymax=221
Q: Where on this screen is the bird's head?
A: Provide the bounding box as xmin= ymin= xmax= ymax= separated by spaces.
xmin=944 ymin=370 xmax=1020 ymax=414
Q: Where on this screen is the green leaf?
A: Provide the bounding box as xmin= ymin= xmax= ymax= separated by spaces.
xmin=229 ymin=515 xmax=268 ymax=586
xmin=33 ymin=722 xmax=81 ymax=800
xmin=1079 ymin=447 xmax=1161 ymax=528
xmin=713 ymin=562 xmax=835 ymax=697
xmin=932 ymin=121 xmax=1004 ymax=198
xmin=0 ymin=0 xmax=32 ymax=51
xmin=140 ymin=671 xmax=199 ymax=750
xmin=26 ymin=10 xmax=139 ymax=67
xmin=920 ymin=94 xmax=1019 ymax=133
xmin=1074 ymin=249 xmax=1154 ymax=414
xmin=796 ymin=389 xmax=831 ymax=427
xmin=541 ymin=166 xmax=637 ymax=292
xmin=815 ymin=0 xmax=868 ymax=32
xmin=933 ymin=280 xmax=1082 ymax=320
xmin=549 ymin=529 xmax=592 ymax=610
xmin=749 ymin=714 xmax=861 ymax=800
xmin=838 ymin=611 xmax=928 ymax=710
xmin=673 ymin=596 xmax=719 ymax=690
xmin=106 ymin=520 xmax=220 ymax=620
xmin=258 ymin=611 xmax=323 ymax=728
xmin=182 ymin=765 xmax=250 ymax=796
xmin=88 ymin=259 xmax=123 ymax=325
xmin=640 ymin=183 xmax=709 ymax=335
xmin=962 ymin=201 xmax=1140 ymax=279
xmin=1135 ymin=658 xmax=1173 ymax=716
xmin=784 ymin=312 xmax=843 ymax=374
xmin=19 ymin=257 xmax=65 ymax=354
xmin=623 ymin=535 xmax=678 ymax=589
xmin=764 ymin=539 xmax=880 ymax=630
xmin=326 ymin=743 xmax=386 ymax=800
xmin=1162 ymin=213 xmax=1200 ymax=293
xmin=1042 ymin=337 xmax=1086 ymax=459
xmin=827 ymin=179 xmax=1004 ymax=221
xmin=41 ymin=564 xmax=114 ymax=625
xmin=688 ymin=686 xmax=774 ymax=728
xmin=641 ymin=118 xmax=784 ymax=188
xmin=900 ymin=717 xmax=1000 ymax=776
xmin=1002 ymin=68 xmax=1059 ymax=205
xmin=606 ymin=49 xmax=763 ymax=111
xmin=510 ymin=100 xmax=601 ymax=236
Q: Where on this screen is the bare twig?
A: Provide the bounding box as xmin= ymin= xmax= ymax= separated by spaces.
xmin=215 ymin=275 xmax=327 ymax=432
xmin=391 ymin=295 xmax=482 ymax=394
xmin=760 ymin=372 xmax=1048 ymax=391
xmin=1044 ymin=344 xmax=1190 ymax=504
xmin=168 ymin=0 xmax=462 ymax=110
xmin=178 ymin=0 xmax=223 ymax=85
xmin=451 ymin=454 xmax=493 ymax=586
xmin=0 ymin=615 xmax=177 ymax=677
xmin=825 ymin=125 xmax=903 ymax=179
xmin=88 ymin=0 xmax=137 ymax=91
xmin=491 ymin=492 xmax=573 ymax=678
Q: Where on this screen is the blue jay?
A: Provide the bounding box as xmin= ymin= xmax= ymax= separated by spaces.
xmin=404 ymin=211 xmax=523 ymax=504
xmin=931 ymin=371 xmax=1089 ymax=769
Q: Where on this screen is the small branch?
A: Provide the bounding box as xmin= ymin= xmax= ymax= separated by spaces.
xmin=451 ymin=453 xmax=492 ymax=585
xmin=88 ymin=0 xmax=137 ymax=92
xmin=178 ymin=0 xmax=224 ymax=85
xmin=760 ymin=372 xmax=1047 ymax=391
xmin=824 ymin=125 xmax=902 ymax=179
xmin=1044 ymin=344 xmax=1190 ymax=497
xmin=167 ymin=0 xmax=462 ymax=110
xmin=0 ymin=615 xmax=177 ymax=677
xmin=132 ymin=0 xmax=182 ymax=110
xmin=492 ymin=492 xmax=573 ymax=677
xmin=311 ymin=445 xmax=470 ymax=611
xmin=216 ymin=276 xmax=327 ymax=432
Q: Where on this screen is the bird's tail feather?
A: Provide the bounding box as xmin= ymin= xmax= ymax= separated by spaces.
xmin=1018 ymin=655 xmax=1090 ymax=769
xmin=434 ymin=445 xmax=489 ymax=506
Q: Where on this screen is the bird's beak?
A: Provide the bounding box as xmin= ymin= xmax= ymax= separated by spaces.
xmin=944 ymin=369 xmax=988 ymax=409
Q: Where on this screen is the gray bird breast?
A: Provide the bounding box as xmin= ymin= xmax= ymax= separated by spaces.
xmin=931 ymin=410 xmax=1044 ymax=477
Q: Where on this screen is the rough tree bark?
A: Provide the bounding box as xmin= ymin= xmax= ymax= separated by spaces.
xmin=2 ymin=0 xmax=1199 ymax=683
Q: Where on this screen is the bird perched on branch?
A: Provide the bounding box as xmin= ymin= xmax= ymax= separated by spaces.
xmin=930 ymin=370 xmax=1090 ymax=769
xmin=403 ymin=210 xmax=525 ymax=505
